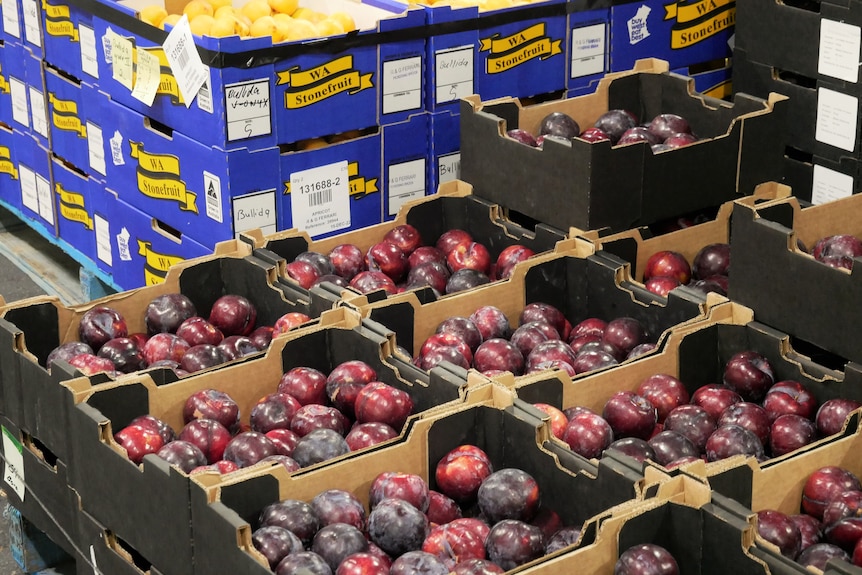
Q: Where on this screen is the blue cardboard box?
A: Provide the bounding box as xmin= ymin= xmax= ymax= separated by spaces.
xmin=567 ymin=6 xmax=610 ymax=93
xmin=610 ymin=0 xmax=734 ymax=73
xmin=428 ymin=108 xmax=460 ymax=196
xmin=280 ymin=128 xmax=383 ymax=238
xmin=382 ymin=112 xmax=430 ymax=220
xmin=5 ymin=41 xmax=32 ymax=133
xmin=0 ymin=123 xmax=20 ymax=211
xmin=52 ymin=155 xmax=97 ymax=269
xmin=424 ymin=0 xmax=567 ymax=112
xmin=12 ymin=128 xmax=56 ymax=239
xmin=41 ymin=0 xmax=98 ymax=82
xmin=0 ymin=39 xmax=11 ymax=127
xmin=99 ymin=187 xmax=212 ymax=290
xmin=19 ymin=0 xmax=43 ymax=59
xmin=97 ymin=96 xmax=282 ymax=250
xmin=45 ymin=64 xmax=94 ymax=172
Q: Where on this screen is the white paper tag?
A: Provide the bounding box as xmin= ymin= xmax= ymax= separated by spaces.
xmin=204 ymin=170 xmax=222 ymax=222
xmin=162 ymin=15 xmax=206 ymax=108
xmin=2 ymin=427 xmax=25 ymax=502
xmin=80 ymin=24 xmax=99 ymax=79
xmin=109 ymin=130 xmax=124 ymax=166
xmin=130 ymin=47 xmax=160 ymax=106
xmin=95 ymin=213 xmax=112 ymax=266
xmin=388 ymin=158 xmax=425 ymax=217
xmin=109 ymin=31 xmax=134 ymax=91
xmin=289 ymin=161 xmax=350 ymax=237
xmin=438 ymin=152 xmax=461 ymax=185
xmin=102 ymin=28 xmax=113 ymax=64
xmin=812 ymin=164 xmax=854 ymax=205
xmin=29 ymin=87 xmax=48 ymax=138
xmin=116 ymin=226 xmax=131 ymax=261
xmin=233 ymin=189 xmax=276 ymax=237
xmin=816 ymin=87 xmax=858 ymax=152
xmin=382 ymin=56 xmax=422 ymax=115
xmin=87 ymin=121 xmax=106 ymax=176
xmin=627 ymin=4 xmax=651 ymax=45
xmin=19 ymin=164 xmax=38 ymax=213
xmin=2 ymin=0 xmax=21 ymax=38
xmin=435 ymin=46 xmax=473 ymax=104
xmin=36 ymin=172 xmax=53 ymax=224
xmin=10 ymin=77 xmax=29 ymax=128
xmin=196 ymin=67 xmax=213 ymax=113
xmin=570 ymin=23 xmax=606 ymax=79
xmin=819 ymin=19 xmax=861 ymax=83
xmin=224 ymin=78 xmax=271 ymax=141
xmin=21 ymin=0 xmax=40 ymax=47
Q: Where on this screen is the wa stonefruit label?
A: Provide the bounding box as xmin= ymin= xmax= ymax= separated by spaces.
xmin=0 ymin=146 xmax=17 ymax=181
xmin=43 ymin=0 xmax=77 ymax=42
xmin=662 ymin=0 xmax=735 ymax=49
xmin=49 ymin=93 xmax=86 ymax=138
xmin=278 ymin=55 xmax=373 ymax=109
xmin=57 ymin=183 xmax=93 ymax=229
xmin=130 ymin=141 xmax=197 ymax=212
xmin=137 ymin=239 xmax=184 ymax=285
xmin=479 ymin=23 xmax=563 ymax=74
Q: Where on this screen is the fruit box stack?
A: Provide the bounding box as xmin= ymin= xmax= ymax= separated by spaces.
xmin=459 ymin=58 xmax=788 ymax=234
xmin=733 ymin=0 xmax=862 ymax=204
xmin=243 ymin=178 xmax=569 ymax=310
xmin=186 ymin=388 xmax=652 ymax=575
xmin=67 ymin=314 xmax=473 ymax=575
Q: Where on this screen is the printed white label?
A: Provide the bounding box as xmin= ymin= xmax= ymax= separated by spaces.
xmin=570 ymin=23 xmax=606 ymax=79
xmin=22 ymin=0 xmax=40 ymax=47
xmin=435 ymin=46 xmax=473 ymax=104
xmin=116 ymin=227 xmax=131 ymax=261
xmin=224 ymin=79 xmax=271 ymax=141
xmin=2 ymin=427 xmax=25 ymax=502
xmin=812 ymin=164 xmax=854 ymax=205
xmin=80 ymin=24 xmax=99 ymax=79
xmin=109 ymin=130 xmax=124 ymax=166
xmin=87 ymin=122 xmax=106 ymax=176
xmin=162 ymin=15 xmax=206 ymax=107
xmin=29 ymin=87 xmax=48 ymax=138
xmin=110 ymin=31 xmax=134 ymax=90
xmin=233 ymin=189 xmax=276 ymax=237
xmin=131 ymin=47 xmax=160 ymax=106
xmin=36 ymin=172 xmax=53 ymax=224
xmin=438 ymin=152 xmax=461 ymax=184
xmin=819 ymin=19 xmax=861 ymax=84
xmin=388 ymin=158 xmax=425 ymax=217
xmin=289 ymin=161 xmax=351 ymax=237
xmin=816 ymin=87 xmax=858 ymax=152
xmin=203 ymin=170 xmax=222 ymax=222
xmin=19 ymin=164 xmax=38 ymax=213
xmin=95 ymin=213 xmax=112 ymax=266
xmin=10 ymin=77 xmax=29 ymax=128
xmin=382 ymin=56 xmax=422 ymax=115
xmin=627 ymin=4 xmax=651 ymax=45
xmin=196 ymin=67 xmax=213 ymax=113
xmin=3 ymin=0 xmax=20 ymax=38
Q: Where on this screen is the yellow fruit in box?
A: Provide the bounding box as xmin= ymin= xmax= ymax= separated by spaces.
xmin=292 ymin=7 xmax=326 ymax=23
xmin=160 ymin=13 xmax=182 ymax=28
xmin=479 ymin=0 xmax=513 ymax=10
xmin=249 ymin=14 xmax=278 ymax=37
xmin=214 ymin=5 xmax=235 ymax=17
xmin=268 ymin=0 xmax=298 ymax=15
xmin=315 ymin=17 xmax=344 ymax=37
xmin=328 ymin=129 xmax=363 ymax=143
xmin=285 ymin=17 xmax=317 ymax=40
xmin=140 ymin=5 xmax=168 ymax=26
xmin=189 ymin=13 xmax=216 ymax=34
xmin=209 ymin=16 xmax=236 ymax=36
xmin=183 ymin=0 xmax=214 ymax=19
xmin=273 ymin=18 xmax=292 ymax=40
xmin=240 ymin=0 xmax=271 ymax=22
xmin=273 ymin=12 xmax=292 ymax=23
xmin=208 ymin=0 xmax=232 ymax=10
xmin=328 ymin=11 xmax=356 ymax=33
xmin=299 ymin=138 xmax=328 ymax=150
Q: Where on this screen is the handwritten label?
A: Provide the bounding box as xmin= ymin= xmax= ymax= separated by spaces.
xmin=87 ymin=121 xmax=106 ymax=176
xmin=29 ymin=87 xmax=48 ymax=138
xmin=819 ymin=19 xmax=861 ymax=83
xmin=812 ymin=164 xmax=854 ymax=205
xmin=2 ymin=426 xmax=25 ymax=501
xmin=435 ymin=46 xmax=473 ymax=104
xmin=438 ymin=152 xmax=461 ymax=184
xmin=131 ymin=47 xmax=160 ymax=106
xmin=388 ymin=158 xmax=425 ymax=217
xmin=816 ymin=87 xmax=858 ymax=152
xmin=10 ymin=77 xmax=29 ymax=128
xmin=233 ymin=189 xmax=276 ymax=236
xmin=290 ymin=161 xmax=350 ymax=237
xmin=3 ymin=0 xmax=21 ymax=38
xmin=19 ymin=164 xmax=38 ymax=213
xmin=162 ymin=15 xmax=206 ymax=107
xmin=95 ymin=213 xmax=112 ymax=266
xmin=382 ymin=56 xmax=422 ymax=115
xmin=36 ymin=172 xmax=53 ymax=224
xmin=80 ymin=24 xmax=99 ymax=79
xmin=110 ymin=31 xmax=134 ymax=90
xmin=224 ymin=79 xmax=271 ymax=141
xmin=22 ymin=0 xmax=40 ymax=47
xmin=570 ymin=22 xmax=606 ymax=79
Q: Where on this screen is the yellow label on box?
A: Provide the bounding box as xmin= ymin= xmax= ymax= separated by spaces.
xmin=663 ymin=0 xmax=735 ymax=48
xmin=138 ymin=239 xmax=184 ymax=285
xmin=130 ymin=141 xmax=198 ymax=212
xmin=479 ymin=23 xmax=562 ymax=73
xmin=278 ymin=55 xmax=373 ymax=109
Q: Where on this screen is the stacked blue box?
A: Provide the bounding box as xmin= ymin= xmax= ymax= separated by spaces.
xmin=0 ymin=123 xmax=19 ymax=210
xmin=11 ymin=128 xmax=56 ymax=239
xmin=45 ymin=64 xmax=95 ymax=172
xmin=4 ymin=41 xmax=33 ymax=134
xmin=0 ymin=40 xmax=10 ymax=127
xmin=429 ymin=108 xmax=460 ymax=195
xmin=40 ymin=0 xmax=98 ymax=83
xmin=382 ymin=111 xmax=430 ymax=220
xmin=52 ymin=155 xmax=98 ymax=273
xmin=19 ymin=0 xmax=44 ymax=59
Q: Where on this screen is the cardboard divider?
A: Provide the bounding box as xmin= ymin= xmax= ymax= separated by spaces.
xmin=0 ymin=250 xmax=332 ymax=464
xmin=66 ymin=314 xmax=471 ymax=575
xmin=359 ymin=237 xmax=711 ymax=373
xmin=730 ymin=192 xmax=862 ymax=366
xmin=189 ymin=395 xmax=648 ymax=575
xmin=459 ymin=58 xmax=788 ymax=234
xmin=507 ymin=301 xmax=862 ymax=482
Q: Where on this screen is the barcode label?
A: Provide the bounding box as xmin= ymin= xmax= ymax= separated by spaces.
xmin=309 ymin=189 xmax=332 ymax=207
xmin=162 ymin=15 xmax=207 ymax=108
xmin=176 ymin=48 xmax=189 ymax=71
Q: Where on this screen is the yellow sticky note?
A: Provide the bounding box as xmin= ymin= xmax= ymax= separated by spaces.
xmin=131 ymin=47 xmax=160 ymax=107
xmin=110 ymin=31 xmax=135 ymax=91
